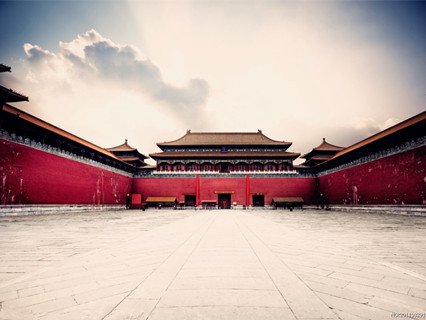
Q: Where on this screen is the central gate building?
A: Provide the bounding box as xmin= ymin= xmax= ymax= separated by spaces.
xmin=134 ymin=130 xmax=314 ymax=208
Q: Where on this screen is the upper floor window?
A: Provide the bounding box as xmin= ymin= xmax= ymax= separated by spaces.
xmin=235 ymin=163 xmax=248 ymax=171
xmin=159 ymin=163 xmax=171 ymax=171
xmin=187 ymin=164 xmax=199 ymax=171
xmin=264 ymin=164 xmax=276 ymax=171
xmin=250 ymin=163 xmax=263 ymax=171
xmin=201 ymin=164 xmax=215 ymax=171
xmin=172 ymin=164 xmax=185 ymax=171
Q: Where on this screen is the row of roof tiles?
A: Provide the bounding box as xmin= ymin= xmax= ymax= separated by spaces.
xmin=157 ymin=130 xmax=292 ymax=148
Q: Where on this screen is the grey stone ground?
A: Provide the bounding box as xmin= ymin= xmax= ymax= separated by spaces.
xmin=0 ymin=209 xmax=425 ymax=320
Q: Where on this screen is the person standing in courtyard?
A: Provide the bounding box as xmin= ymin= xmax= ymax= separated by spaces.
xmin=125 ymin=194 xmax=131 ymax=209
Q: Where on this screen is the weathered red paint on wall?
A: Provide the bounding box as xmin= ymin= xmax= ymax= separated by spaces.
xmin=250 ymin=177 xmax=316 ymax=205
xmin=133 ymin=178 xmax=196 ymax=203
xmin=318 ymin=146 xmax=426 ymax=205
xmin=199 ymin=177 xmax=247 ymax=204
xmin=0 ymin=139 xmax=132 ymax=205
xmin=133 ymin=176 xmax=316 ymax=205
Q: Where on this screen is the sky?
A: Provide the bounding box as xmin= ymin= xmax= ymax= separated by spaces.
xmin=1 ymin=0 xmax=425 ymax=164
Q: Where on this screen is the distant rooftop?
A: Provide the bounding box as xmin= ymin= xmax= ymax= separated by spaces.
xmin=158 ymin=130 xmax=292 ymax=148
xmin=106 ymin=139 xmax=148 ymax=162
xmin=301 ymin=138 xmax=344 ymax=159
xmin=106 ymin=139 xmax=137 ymax=152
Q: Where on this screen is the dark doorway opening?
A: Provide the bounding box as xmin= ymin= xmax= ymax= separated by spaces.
xmin=252 ymin=195 xmax=265 ymax=207
xmin=218 ymin=194 xmax=231 ymax=209
xmin=185 ymin=195 xmax=196 ymax=207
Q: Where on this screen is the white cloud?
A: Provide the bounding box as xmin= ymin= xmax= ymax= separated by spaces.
xmin=23 ymin=43 xmax=56 ymax=63
xmin=22 ymin=29 xmax=210 ymax=124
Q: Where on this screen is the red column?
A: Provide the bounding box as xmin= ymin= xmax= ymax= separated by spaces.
xmin=246 ymin=174 xmax=250 ymax=206
xmin=195 ymin=174 xmax=200 ymax=206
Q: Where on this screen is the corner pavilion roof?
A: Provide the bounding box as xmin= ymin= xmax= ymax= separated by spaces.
xmin=107 ymin=140 xmax=136 ymax=152
xmin=106 ymin=140 xmax=148 ymax=159
xmin=301 ymin=138 xmax=344 ymax=159
xmin=157 ymin=130 xmax=292 ymax=148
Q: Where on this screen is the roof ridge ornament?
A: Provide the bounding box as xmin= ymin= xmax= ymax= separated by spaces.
xmin=258 ymin=129 xmax=262 ymax=133
xmin=187 ymin=129 xmax=191 ymax=134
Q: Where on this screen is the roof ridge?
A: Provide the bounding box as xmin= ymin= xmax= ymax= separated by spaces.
xmin=106 ymin=139 xmax=137 ymax=151
xmin=315 ymin=138 xmax=344 ymax=150
xmin=157 ymin=130 xmax=291 ymax=147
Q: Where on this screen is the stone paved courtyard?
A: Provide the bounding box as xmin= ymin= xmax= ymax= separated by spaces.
xmin=0 ymin=209 xmax=425 ymax=320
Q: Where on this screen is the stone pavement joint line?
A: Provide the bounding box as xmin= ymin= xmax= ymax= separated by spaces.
xmin=0 ymin=210 xmax=425 ymax=320
xmin=235 ymin=216 xmax=339 ymax=320
xmin=103 ymin=214 xmax=215 ymax=320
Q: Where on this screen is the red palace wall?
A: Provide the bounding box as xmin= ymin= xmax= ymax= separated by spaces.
xmin=0 ymin=139 xmax=132 ymax=205
xmin=250 ymin=177 xmax=316 ymax=205
xmin=133 ymin=177 xmax=196 ymax=203
xmin=318 ymin=146 xmax=426 ymax=205
xmin=2 ymin=138 xmax=424 ymax=207
xmin=133 ymin=176 xmax=316 ymax=205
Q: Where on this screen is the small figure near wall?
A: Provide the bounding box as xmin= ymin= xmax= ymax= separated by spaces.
xmin=125 ymin=194 xmax=131 ymax=209
xmin=319 ymin=193 xmax=325 ymax=209
xmin=352 ymin=186 xmax=358 ymax=205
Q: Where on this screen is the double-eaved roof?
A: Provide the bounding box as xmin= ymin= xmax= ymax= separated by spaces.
xmin=106 ymin=140 xmax=147 ymax=156
xmin=151 ymin=130 xmax=299 ymax=161
xmin=301 ymin=138 xmax=344 ymax=167
xmin=157 ymin=130 xmax=292 ymax=148
xmin=301 ymin=138 xmax=344 ymax=159
xmin=106 ymin=139 xmax=148 ymax=167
